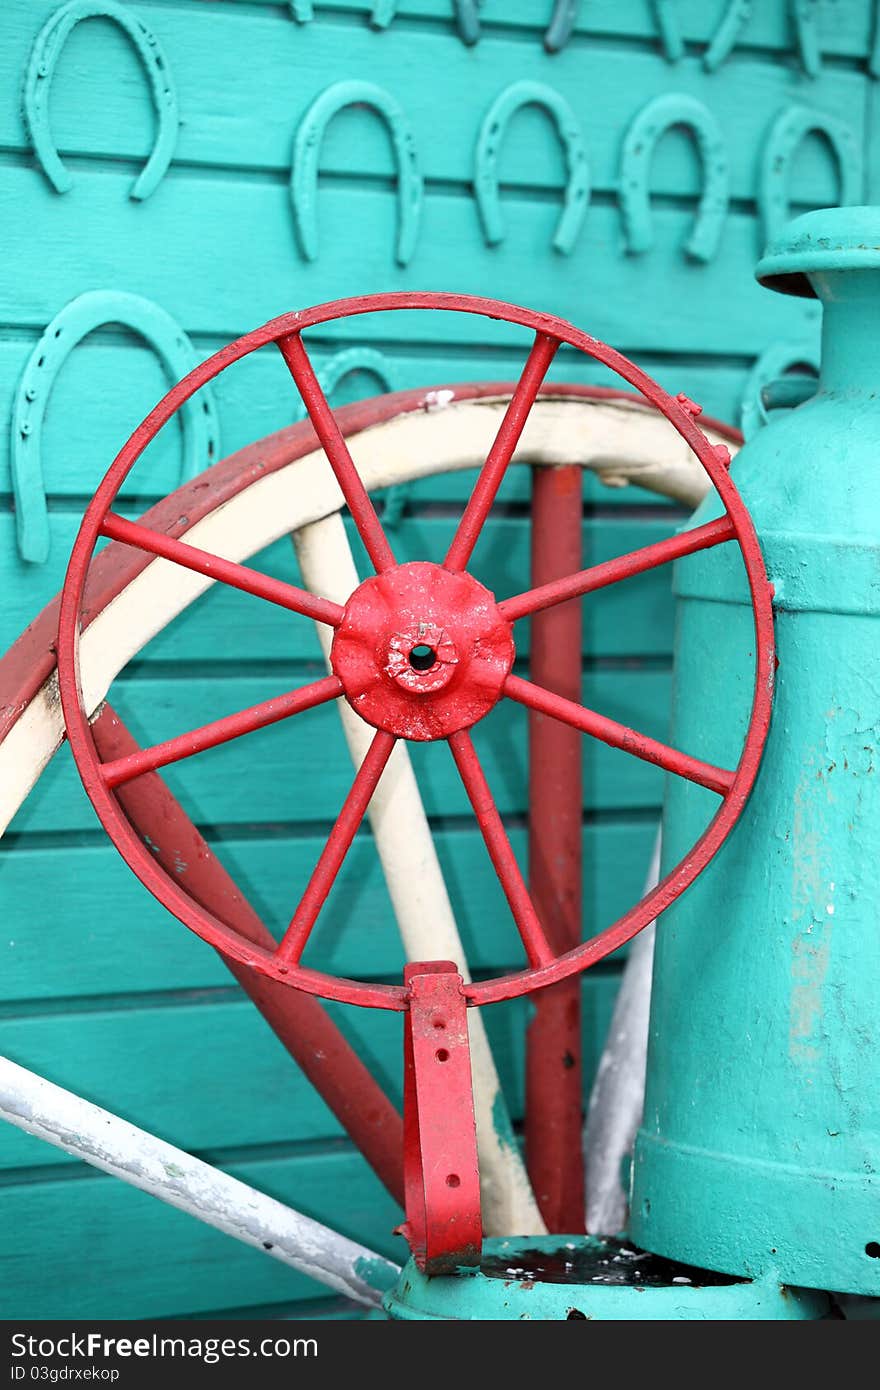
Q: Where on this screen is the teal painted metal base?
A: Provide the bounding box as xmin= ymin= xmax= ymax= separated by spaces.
xmin=383 ymin=1237 xmax=830 ymax=1319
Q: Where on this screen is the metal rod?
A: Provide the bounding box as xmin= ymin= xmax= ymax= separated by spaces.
xmin=0 ymin=1055 xmax=399 ymax=1310
xmin=525 ymin=463 xmax=586 ymax=1234
xmin=100 ymin=512 xmax=344 ymax=626
xmin=100 ymin=675 xmax=342 ymax=788
xmin=445 ymin=331 xmax=559 ymax=571
xmin=505 ymin=673 xmax=734 ymax=795
xmin=277 ymin=332 xmax=396 ymax=573
xmin=277 ymin=728 xmax=397 ymax=964
xmin=448 ymin=728 xmax=554 ymax=969
xmin=499 ymin=514 xmax=735 ymax=623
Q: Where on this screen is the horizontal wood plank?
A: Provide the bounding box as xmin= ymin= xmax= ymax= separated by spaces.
xmin=0 ymin=1147 xmax=403 ymax=1318
xmin=0 ymin=334 xmax=748 ymax=503
xmin=0 ymin=818 xmax=657 ymax=1000
xmin=0 ymin=168 xmax=822 ymax=351
xmin=0 ymin=971 xmax=620 ymax=1171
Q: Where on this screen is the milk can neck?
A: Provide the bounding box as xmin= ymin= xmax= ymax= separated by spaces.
xmin=809 ymin=268 xmax=880 ymax=396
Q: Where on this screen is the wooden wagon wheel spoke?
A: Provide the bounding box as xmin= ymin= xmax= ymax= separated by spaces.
xmin=293 ymin=511 xmax=547 ymax=1238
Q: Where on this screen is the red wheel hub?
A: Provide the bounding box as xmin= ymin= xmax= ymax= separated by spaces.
xmin=331 ymin=562 xmax=515 ymax=741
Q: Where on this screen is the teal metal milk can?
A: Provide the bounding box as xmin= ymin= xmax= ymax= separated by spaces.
xmin=631 ymin=207 xmax=880 ymax=1297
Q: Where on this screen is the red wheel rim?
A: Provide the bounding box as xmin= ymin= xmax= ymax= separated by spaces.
xmin=57 ymin=292 xmax=775 ymax=1012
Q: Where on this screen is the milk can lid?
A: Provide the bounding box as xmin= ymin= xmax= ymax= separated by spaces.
xmin=756 ymin=206 xmax=880 ymax=298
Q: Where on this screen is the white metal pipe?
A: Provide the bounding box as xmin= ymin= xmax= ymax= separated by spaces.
xmin=0 ymin=1055 xmax=400 ymax=1309
xmin=293 ymin=513 xmax=547 ymax=1238
xmin=583 ymin=829 xmax=661 ymax=1234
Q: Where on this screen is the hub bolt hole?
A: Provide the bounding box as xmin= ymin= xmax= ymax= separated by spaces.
xmin=408 ymin=643 xmax=437 ymax=672
xmin=866 ymin=1242 xmax=880 ymax=1259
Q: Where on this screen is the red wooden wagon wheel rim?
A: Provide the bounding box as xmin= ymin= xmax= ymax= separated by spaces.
xmin=57 ymin=292 xmax=774 ymax=1013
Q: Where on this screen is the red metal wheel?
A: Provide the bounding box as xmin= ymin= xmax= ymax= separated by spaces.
xmin=57 ymin=292 xmax=774 ymax=1014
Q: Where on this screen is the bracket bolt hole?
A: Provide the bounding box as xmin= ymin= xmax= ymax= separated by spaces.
xmin=866 ymin=1242 xmax=880 ymax=1259
xmin=446 ymin=1173 xmax=460 ymax=1188
xmin=435 ymin=1048 xmax=450 ymax=1062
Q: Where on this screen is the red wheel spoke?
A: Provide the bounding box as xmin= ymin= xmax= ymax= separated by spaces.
xmin=101 ymin=674 xmax=342 ymax=788
xmin=448 ymin=729 xmax=554 ymax=969
xmin=92 ymin=702 xmax=405 ymax=1205
xmin=100 ymin=513 xmax=345 ymax=627
xmin=505 ymin=673 xmax=734 ymax=795
xmin=500 ymin=514 xmax=736 ymax=623
xmin=444 ymin=331 xmax=560 ymax=571
xmin=276 ymin=332 xmax=395 ymax=573
xmin=276 ymin=729 xmax=397 ymax=966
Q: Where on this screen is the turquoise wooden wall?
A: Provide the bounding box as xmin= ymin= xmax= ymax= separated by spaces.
xmin=1 ymin=0 xmax=877 ymax=1319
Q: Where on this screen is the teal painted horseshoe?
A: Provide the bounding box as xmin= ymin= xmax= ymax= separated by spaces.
xmin=454 ymin=1 xmax=482 ymax=46
xmin=681 ymin=0 xmax=822 ymax=76
xmin=369 ymin=0 xmax=398 ymax=26
xmin=703 ymin=0 xmax=753 ymax=72
xmin=24 ymin=1 xmax=179 ymax=202
xmin=791 ymin=0 xmax=822 ymax=77
xmin=544 ymin=1 xmax=581 ymax=52
xmin=651 ymin=0 xmax=684 ymax=61
xmin=740 ymin=338 xmax=820 ymax=440
xmin=455 ymin=2 xmax=578 ymax=52
xmin=619 ymin=94 xmax=729 ymax=263
xmin=759 ymin=106 xmax=863 ymax=246
xmin=475 ymin=81 xmax=590 ymax=255
xmin=614 ymin=0 xmax=821 ymax=72
xmin=291 ymin=81 xmax=423 ymax=267
xmin=290 ymin=0 xmax=396 ymax=26
xmin=12 ymin=291 xmax=220 ymax=565
xmin=292 ymin=346 xmax=396 ymax=422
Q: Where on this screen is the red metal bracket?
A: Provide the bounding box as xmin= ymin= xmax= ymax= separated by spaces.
xmin=399 ymin=961 xmax=482 ymax=1274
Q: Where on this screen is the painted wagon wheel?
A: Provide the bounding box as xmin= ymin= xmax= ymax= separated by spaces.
xmin=55 ymin=293 xmax=774 ymax=1021
xmin=0 ymin=371 xmax=741 ymax=1241
xmin=1 ymin=296 xmax=763 ymax=1275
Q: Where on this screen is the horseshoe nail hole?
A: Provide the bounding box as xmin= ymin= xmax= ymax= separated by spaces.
xmin=446 ymin=1173 xmax=460 ymax=1188
xmin=866 ymin=1242 xmax=880 ymax=1259
xmin=435 ymin=1048 xmax=450 ymax=1063
xmin=408 ymin=643 xmax=437 ymax=672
